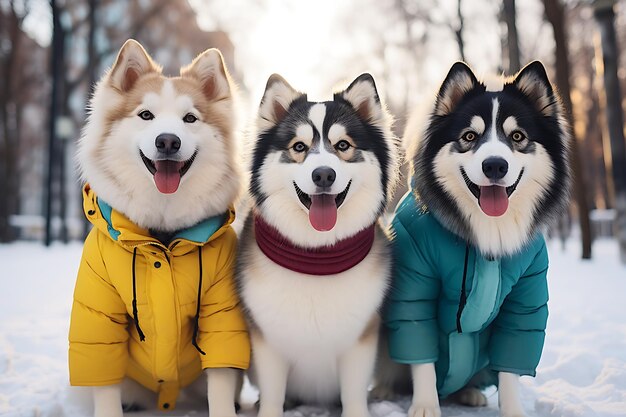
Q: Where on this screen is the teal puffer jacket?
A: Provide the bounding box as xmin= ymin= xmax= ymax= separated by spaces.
xmin=384 ymin=192 xmax=549 ymax=397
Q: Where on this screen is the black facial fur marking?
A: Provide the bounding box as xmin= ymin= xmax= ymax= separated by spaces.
xmin=515 ymin=139 xmax=537 ymax=154
xmin=251 ymin=94 xmax=392 ymax=212
xmin=345 ymin=150 xmax=365 ymax=162
xmin=279 ymin=151 xmax=296 ymax=163
xmin=413 ymin=64 xmax=570 ymax=255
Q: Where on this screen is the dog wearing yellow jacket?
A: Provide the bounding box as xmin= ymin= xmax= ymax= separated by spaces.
xmin=70 ymin=39 xmax=249 ymax=417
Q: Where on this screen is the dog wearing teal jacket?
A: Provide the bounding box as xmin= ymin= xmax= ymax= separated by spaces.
xmin=379 ymin=62 xmax=571 ymax=417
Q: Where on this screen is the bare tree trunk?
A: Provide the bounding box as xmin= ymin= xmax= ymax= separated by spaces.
xmin=59 ymin=31 xmax=69 ymax=244
xmin=45 ymin=0 xmax=63 ymax=246
xmin=543 ymin=0 xmax=593 ymax=259
xmin=0 ymin=77 xmax=14 ymax=242
xmin=593 ymin=0 xmax=626 ymax=263
xmin=583 ymin=65 xmax=605 ymax=210
xmin=455 ymin=0 xmax=466 ymax=62
xmin=86 ymin=0 xmax=97 ymax=95
xmin=0 ymin=4 xmax=24 ymax=242
xmin=503 ymin=0 xmax=521 ymax=73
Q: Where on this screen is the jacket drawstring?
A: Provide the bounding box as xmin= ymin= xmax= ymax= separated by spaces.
xmin=456 ymin=245 xmax=470 ymax=333
xmin=131 ymin=246 xmax=206 ymax=353
xmin=192 ymin=247 xmax=207 ymax=355
xmin=131 ymin=247 xmax=146 ymax=341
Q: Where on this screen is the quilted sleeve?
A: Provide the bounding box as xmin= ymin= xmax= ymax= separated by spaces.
xmin=383 ymin=211 xmax=441 ymax=364
xmin=68 ymin=229 xmax=129 ymax=386
xmin=197 ymin=227 xmax=250 ymax=370
xmin=488 ymin=238 xmax=549 ymax=376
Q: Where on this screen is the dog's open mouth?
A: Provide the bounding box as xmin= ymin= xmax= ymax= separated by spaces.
xmin=140 ymin=150 xmax=197 ymax=194
xmin=294 ymin=180 xmax=352 ymax=232
xmin=460 ymin=168 xmax=524 ymax=217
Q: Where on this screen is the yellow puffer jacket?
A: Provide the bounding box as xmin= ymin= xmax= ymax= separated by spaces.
xmin=69 ymin=185 xmax=250 ymax=410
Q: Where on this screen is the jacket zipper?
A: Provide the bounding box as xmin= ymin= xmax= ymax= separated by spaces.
xmin=456 ymin=245 xmax=470 ymax=333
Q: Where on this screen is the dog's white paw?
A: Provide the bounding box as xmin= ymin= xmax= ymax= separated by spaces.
xmin=452 ymin=387 xmax=487 ymax=407
xmin=501 ymin=413 xmax=527 ymax=417
xmin=93 ymin=386 xmax=123 ymax=417
xmin=342 ymin=406 xmax=371 ymax=417
xmin=94 ymin=407 xmax=123 ymax=417
xmin=257 ymin=406 xmax=283 ymax=417
xmin=94 ymin=404 xmax=123 ymax=417
xmin=408 ymin=403 xmax=441 ymax=417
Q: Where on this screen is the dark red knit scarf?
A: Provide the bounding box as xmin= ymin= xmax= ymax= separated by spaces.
xmin=254 ymin=215 xmax=376 ymax=275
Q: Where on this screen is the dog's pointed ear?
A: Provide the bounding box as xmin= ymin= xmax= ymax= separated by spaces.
xmin=181 ymin=48 xmax=232 ymax=101
xmin=336 ymin=73 xmax=383 ymax=123
xmin=434 ymin=62 xmax=480 ymax=116
xmin=259 ymin=74 xmax=305 ymax=126
xmin=512 ymin=61 xmax=556 ymax=116
xmin=109 ymin=39 xmax=159 ymax=92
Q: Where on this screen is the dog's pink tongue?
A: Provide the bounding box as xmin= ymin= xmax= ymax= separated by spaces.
xmin=479 ymin=186 xmax=509 ymax=217
xmin=154 ymin=160 xmax=185 ymax=194
xmin=309 ymin=194 xmax=337 ymax=231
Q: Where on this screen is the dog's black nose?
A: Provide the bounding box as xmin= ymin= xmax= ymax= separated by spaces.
xmin=312 ymin=166 xmax=336 ymax=188
xmin=155 ymin=134 xmax=181 ymax=155
xmin=482 ymin=157 xmax=509 ymax=180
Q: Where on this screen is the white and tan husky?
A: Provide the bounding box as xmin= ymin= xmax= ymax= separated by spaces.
xmin=74 ymin=39 xmax=244 ymax=417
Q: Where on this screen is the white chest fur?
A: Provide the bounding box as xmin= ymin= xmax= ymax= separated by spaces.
xmin=238 ymin=230 xmax=391 ymax=402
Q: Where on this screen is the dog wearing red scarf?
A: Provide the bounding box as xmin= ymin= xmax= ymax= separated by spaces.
xmin=235 ymin=73 xmax=399 ymax=417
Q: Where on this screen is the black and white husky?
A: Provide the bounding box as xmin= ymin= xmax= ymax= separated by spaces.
xmin=414 ymin=61 xmax=570 ymax=257
xmin=376 ymin=61 xmax=571 ymax=417
xmin=236 ymin=74 xmax=398 ymax=417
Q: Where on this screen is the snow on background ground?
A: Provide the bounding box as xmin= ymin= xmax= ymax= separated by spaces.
xmin=0 ymin=238 xmax=625 ymax=417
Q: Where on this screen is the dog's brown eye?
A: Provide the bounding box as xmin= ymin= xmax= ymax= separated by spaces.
xmin=293 ymin=142 xmax=308 ymax=153
xmin=183 ymin=113 xmax=197 ymax=123
xmin=335 ymin=140 xmax=351 ymax=152
xmin=138 ymin=110 xmax=154 ymax=121
xmin=462 ymin=131 xmax=476 ymax=142
xmin=511 ymin=131 xmax=526 ymax=142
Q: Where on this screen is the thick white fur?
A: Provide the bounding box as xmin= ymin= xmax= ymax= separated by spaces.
xmin=83 ymin=40 xmax=241 ymax=416
xmin=241 ymin=74 xmax=396 ymax=417
xmin=206 ymin=368 xmax=239 ymax=417
xmin=257 ymin=147 xmax=385 ymax=248
xmin=93 ymin=385 xmax=123 ymax=417
xmin=77 ymin=40 xmax=241 ymax=232
xmin=432 ymin=99 xmax=555 ymax=257
xmin=338 ymin=332 xmax=379 ymax=417
xmin=240 ymin=230 xmax=389 ymax=415
xmin=498 ymin=372 xmax=527 ymax=417
xmin=290 ymin=105 xmax=353 ymax=197
xmin=408 ymin=363 xmax=440 ymax=417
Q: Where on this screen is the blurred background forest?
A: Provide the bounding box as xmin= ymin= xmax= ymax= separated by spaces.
xmin=0 ymin=0 xmax=625 ymax=262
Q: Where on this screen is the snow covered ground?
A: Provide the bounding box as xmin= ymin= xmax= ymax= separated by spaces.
xmin=0 ymin=238 xmax=625 ymax=417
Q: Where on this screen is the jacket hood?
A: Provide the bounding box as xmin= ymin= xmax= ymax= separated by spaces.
xmin=82 ymin=184 xmax=235 ymax=253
